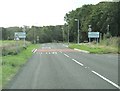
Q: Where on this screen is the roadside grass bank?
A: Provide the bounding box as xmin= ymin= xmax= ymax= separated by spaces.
xmin=69 ymin=37 xmax=119 ymax=54
xmin=1 ymin=40 xmax=31 ymax=56
xmin=1 ymin=44 xmax=39 ymax=88
xmin=0 ymin=40 xmax=1 ymax=90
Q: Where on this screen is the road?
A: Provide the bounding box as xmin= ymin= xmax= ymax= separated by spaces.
xmin=5 ymin=43 xmax=119 ymax=89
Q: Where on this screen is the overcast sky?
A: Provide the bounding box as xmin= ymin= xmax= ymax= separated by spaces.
xmin=0 ymin=0 xmax=112 ymax=27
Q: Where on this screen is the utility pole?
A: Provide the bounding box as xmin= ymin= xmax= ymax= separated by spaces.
xmin=23 ymin=25 xmax=26 ymax=47
xmin=33 ymin=26 xmax=35 ymax=44
xmin=75 ymin=19 xmax=80 ymax=44
xmin=62 ymin=27 xmax=64 ymax=43
xmin=88 ymin=25 xmax=92 ymax=43
xmin=68 ymin=25 xmax=69 ymax=45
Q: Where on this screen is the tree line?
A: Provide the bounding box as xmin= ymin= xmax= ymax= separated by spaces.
xmin=64 ymin=1 xmax=119 ymax=42
xmin=0 ymin=1 xmax=119 ymax=43
xmin=0 ymin=25 xmax=63 ymax=43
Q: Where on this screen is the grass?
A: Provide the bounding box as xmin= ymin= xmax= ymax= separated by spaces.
xmin=1 ymin=44 xmax=39 ymax=89
xmin=69 ymin=37 xmax=119 ymax=54
xmin=1 ymin=40 xmax=31 ymax=56
xmin=0 ymin=40 xmax=1 ymax=90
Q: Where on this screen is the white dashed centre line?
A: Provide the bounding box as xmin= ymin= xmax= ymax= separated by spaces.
xmin=72 ymin=59 xmax=84 ymax=66
xmin=64 ymin=54 xmax=69 ymax=58
xmin=92 ymin=70 xmax=120 ymax=89
xmin=61 ymin=52 xmax=119 ymax=89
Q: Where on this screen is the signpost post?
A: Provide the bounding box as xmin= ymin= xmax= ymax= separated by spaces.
xmin=88 ymin=25 xmax=92 ymax=43
xmin=14 ymin=32 xmax=26 ymax=52
xmin=15 ymin=34 xmax=19 ymax=53
xmin=88 ymin=25 xmax=99 ymax=44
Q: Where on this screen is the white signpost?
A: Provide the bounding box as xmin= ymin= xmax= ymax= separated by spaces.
xmin=88 ymin=32 xmax=100 ymax=44
xmin=15 ymin=32 xmax=26 ymax=39
xmin=14 ymin=32 xmax=26 ymax=51
xmin=88 ymin=32 xmax=99 ymax=38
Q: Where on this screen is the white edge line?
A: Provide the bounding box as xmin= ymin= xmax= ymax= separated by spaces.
xmin=64 ymin=54 xmax=69 ymax=58
xmin=74 ymin=48 xmax=89 ymax=53
xmin=72 ymin=59 xmax=84 ymax=66
xmin=92 ymin=70 xmax=120 ymax=89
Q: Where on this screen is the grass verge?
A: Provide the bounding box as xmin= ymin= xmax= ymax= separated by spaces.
xmin=1 ymin=40 xmax=31 ymax=56
xmin=1 ymin=44 xmax=39 ymax=88
xmin=69 ymin=43 xmax=118 ymax=54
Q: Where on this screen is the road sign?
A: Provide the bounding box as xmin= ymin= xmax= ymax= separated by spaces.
xmin=15 ymin=32 xmax=26 ymax=38
xmin=88 ymin=32 xmax=99 ymax=38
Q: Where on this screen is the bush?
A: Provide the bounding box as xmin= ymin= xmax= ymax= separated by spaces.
xmin=1 ymin=40 xmax=31 ymax=56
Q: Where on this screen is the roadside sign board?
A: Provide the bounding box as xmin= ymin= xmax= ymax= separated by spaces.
xmin=88 ymin=32 xmax=99 ymax=38
xmin=15 ymin=32 xmax=26 ymax=38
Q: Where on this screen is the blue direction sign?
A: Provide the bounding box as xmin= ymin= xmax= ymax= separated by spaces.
xmin=88 ymin=32 xmax=99 ymax=38
xmin=15 ymin=32 xmax=26 ymax=38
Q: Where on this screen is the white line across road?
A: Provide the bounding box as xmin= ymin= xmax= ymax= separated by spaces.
xmin=72 ymin=59 xmax=84 ymax=66
xmin=92 ymin=70 xmax=120 ymax=89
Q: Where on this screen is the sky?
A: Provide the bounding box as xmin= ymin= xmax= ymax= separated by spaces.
xmin=0 ymin=0 xmax=113 ymax=27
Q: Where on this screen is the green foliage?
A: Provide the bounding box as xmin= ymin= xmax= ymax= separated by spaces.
xmin=100 ymin=37 xmax=119 ymax=48
xmin=0 ymin=2 xmax=119 ymax=44
xmin=69 ymin=43 xmax=118 ymax=54
xmin=1 ymin=41 xmax=31 ymax=56
xmin=64 ymin=2 xmax=119 ymax=42
xmin=0 ymin=25 xmax=63 ymax=43
xmin=2 ymin=44 xmax=39 ymax=87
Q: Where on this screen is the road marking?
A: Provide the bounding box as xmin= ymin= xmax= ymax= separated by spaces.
xmin=72 ymin=59 xmax=84 ymax=66
xmin=33 ymin=49 xmax=37 ymax=53
xmin=54 ymin=52 xmax=57 ymax=54
xmin=92 ymin=70 xmax=120 ymax=89
xmin=74 ymin=48 xmax=89 ymax=53
xmin=59 ymin=51 xmax=62 ymax=53
xmin=63 ymin=44 xmax=68 ymax=47
xmin=64 ymin=54 xmax=69 ymax=58
xmin=32 ymin=48 xmax=35 ymax=52
xmin=48 ymin=47 xmax=51 ymax=49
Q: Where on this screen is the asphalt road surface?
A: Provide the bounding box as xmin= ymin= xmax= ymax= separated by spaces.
xmin=5 ymin=43 xmax=119 ymax=89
